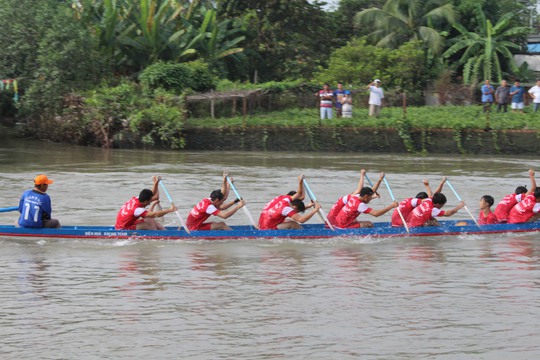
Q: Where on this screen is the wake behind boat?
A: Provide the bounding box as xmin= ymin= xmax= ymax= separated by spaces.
xmin=1 ymin=220 xmax=539 ymax=241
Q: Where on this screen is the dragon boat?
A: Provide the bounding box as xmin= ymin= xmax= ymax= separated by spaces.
xmin=0 ymin=220 xmax=539 ymax=241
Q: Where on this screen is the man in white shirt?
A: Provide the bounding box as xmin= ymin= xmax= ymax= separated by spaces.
xmin=368 ymin=79 xmax=384 ymax=117
xmin=528 ymin=79 xmax=540 ymax=112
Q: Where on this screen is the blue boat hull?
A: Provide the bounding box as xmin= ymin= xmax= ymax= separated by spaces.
xmin=1 ymin=220 xmax=539 ymax=240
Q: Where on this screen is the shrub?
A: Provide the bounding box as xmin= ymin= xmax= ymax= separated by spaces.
xmin=139 ymin=62 xmax=194 ymax=94
xmin=183 ymin=60 xmax=218 ymax=92
xmin=129 ymin=94 xmax=185 ymax=149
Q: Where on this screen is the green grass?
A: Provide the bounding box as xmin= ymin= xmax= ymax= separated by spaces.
xmin=186 ymin=105 xmax=540 ymax=131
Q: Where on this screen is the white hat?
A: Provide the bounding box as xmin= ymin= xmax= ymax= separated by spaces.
xmin=374 ymin=79 xmax=381 ymax=83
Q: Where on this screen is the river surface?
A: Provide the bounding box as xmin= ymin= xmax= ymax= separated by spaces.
xmin=1 ymin=132 xmax=540 ymax=359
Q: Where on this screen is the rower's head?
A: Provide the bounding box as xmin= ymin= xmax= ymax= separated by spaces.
xmin=287 ymin=191 xmax=297 ymax=196
xmin=515 ymin=186 xmax=528 ymax=195
xmin=290 ymin=199 xmax=306 ymax=212
xmin=534 ymin=187 xmax=540 ymax=201
xmin=138 ymin=189 xmax=154 ymax=206
xmin=415 ymin=192 xmax=429 ymax=199
xmin=432 ymin=192 xmax=447 ymax=208
xmin=480 ymin=195 xmax=494 ymax=209
xmin=34 ymin=174 xmax=53 ymax=193
xmin=359 ymin=187 xmax=375 ymax=203
xmin=210 ymin=189 xmax=225 ymax=205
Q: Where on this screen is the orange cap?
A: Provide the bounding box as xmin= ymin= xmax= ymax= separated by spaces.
xmin=34 ymin=174 xmax=54 ymax=185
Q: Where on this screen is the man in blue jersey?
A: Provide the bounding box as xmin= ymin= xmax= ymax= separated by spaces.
xmin=510 ymin=79 xmax=525 ymax=113
xmin=18 ymin=174 xmax=60 ymax=228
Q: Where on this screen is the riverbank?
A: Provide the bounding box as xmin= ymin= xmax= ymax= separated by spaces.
xmin=183 ymin=126 xmax=539 ymax=154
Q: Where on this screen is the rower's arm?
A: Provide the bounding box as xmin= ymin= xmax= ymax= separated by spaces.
xmin=151 ymin=176 xmax=161 ymax=201
xmin=433 ymin=177 xmax=446 ymax=195
xmin=289 ymin=203 xmax=321 ymax=223
xmin=527 ymin=169 xmax=536 ymax=195
xmin=146 ymin=205 xmax=176 ymax=218
xmin=368 ymin=201 xmax=398 ymax=217
xmin=441 ymin=201 xmax=465 ymax=217
xmin=220 ymin=171 xmax=230 ymax=200
xmin=423 ymin=179 xmax=432 ymax=197
xmin=291 ymin=175 xmax=305 ymax=201
xmin=371 ymin=172 xmax=385 ymax=194
xmin=215 ymin=200 xmax=245 ymax=219
xmin=353 ymin=169 xmax=366 ymax=195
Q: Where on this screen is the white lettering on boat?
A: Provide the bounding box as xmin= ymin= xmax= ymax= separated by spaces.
xmin=84 ymin=231 xmax=129 ymax=237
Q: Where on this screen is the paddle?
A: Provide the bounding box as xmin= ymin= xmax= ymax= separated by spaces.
xmin=158 ymin=179 xmax=190 ymax=234
xmin=226 ymin=176 xmax=259 ymax=229
xmin=302 ymin=179 xmax=334 ymax=230
xmin=383 ymin=176 xmax=409 ymax=233
xmin=0 ymin=206 xmax=18 ymax=213
xmin=445 ymin=179 xmax=479 ymax=227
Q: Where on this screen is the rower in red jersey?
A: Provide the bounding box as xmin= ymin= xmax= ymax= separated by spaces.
xmin=507 ymin=187 xmax=540 ymax=224
xmin=494 ymin=169 xmax=536 ymax=223
xmin=259 ymin=197 xmax=321 ymax=230
xmin=186 ymin=171 xmax=245 ymax=231
xmin=258 ymin=175 xmax=305 ymax=228
xmin=391 ymin=177 xmax=446 ymax=227
xmin=327 ymin=169 xmax=366 ymax=226
xmin=115 ymin=176 xmax=177 ymax=230
xmin=478 ymin=195 xmax=499 ymax=225
xmin=334 ymin=172 xmax=398 ymax=228
xmin=407 ymin=192 xmax=465 ymax=227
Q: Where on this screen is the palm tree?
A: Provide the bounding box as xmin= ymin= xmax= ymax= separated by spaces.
xmin=443 ymin=5 xmax=531 ymax=84
xmin=355 ymin=0 xmax=456 ymax=55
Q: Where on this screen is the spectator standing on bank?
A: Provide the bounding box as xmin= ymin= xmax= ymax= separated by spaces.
xmin=367 ymin=79 xmax=384 ymax=117
xmin=341 ymin=92 xmax=353 ymax=118
xmin=495 ymin=80 xmax=510 ymax=113
xmin=316 ymin=83 xmax=334 ymax=120
xmin=510 ymin=79 xmax=525 ymax=113
xmin=481 ymin=79 xmax=495 ymax=112
xmin=528 ymin=79 xmax=540 ymax=112
xmin=333 ymin=82 xmax=350 ymax=118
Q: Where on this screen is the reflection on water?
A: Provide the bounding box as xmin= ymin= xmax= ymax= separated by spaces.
xmin=2 ymin=132 xmax=540 ymax=358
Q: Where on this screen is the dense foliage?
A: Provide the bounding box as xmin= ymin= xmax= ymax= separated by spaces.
xmin=0 ymin=0 xmax=537 ymax=149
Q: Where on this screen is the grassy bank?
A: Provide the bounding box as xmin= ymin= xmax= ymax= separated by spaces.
xmin=186 ymin=105 xmax=540 ymax=131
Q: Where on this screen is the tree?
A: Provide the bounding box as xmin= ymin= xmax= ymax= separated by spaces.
xmin=443 ymin=5 xmax=532 ymax=84
xmin=355 ymin=0 xmax=456 ymax=54
xmin=217 ymin=0 xmax=338 ymax=82
xmin=314 ymin=39 xmax=426 ymax=92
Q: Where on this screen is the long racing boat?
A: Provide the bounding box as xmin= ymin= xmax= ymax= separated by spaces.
xmin=1 ymin=220 xmax=539 ymax=241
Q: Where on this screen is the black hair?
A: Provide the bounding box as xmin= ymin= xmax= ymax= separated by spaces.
xmin=138 ymin=189 xmax=154 ymax=203
xmin=287 ymin=191 xmax=297 ymax=196
xmin=415 ymin=192 xmax=429 ymax=199
xmin=432 ymin=192 xmax=447 ymax=206
xmin=290 ymin=199 xmax=306 ymax=212
xmin=210 ymin=189 xmax=224 ymax=201
xmin=481 ymin=195 xmax=494 ymax=207
xmin=534 ymin=187 xmax=540 ymax=199
xmin=515 ymin=186 xmax=527 ymax=195
xmin=359 ymin=187 xmax=374 ymax=197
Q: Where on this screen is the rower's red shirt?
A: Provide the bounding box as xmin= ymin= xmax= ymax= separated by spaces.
xmin=115 ymin=197 xmax=148 ymax=230
xmin=334 ymin=195 xmax=372 ymax=228
xmin=494 ymin=193 xmax=523 ymax=222
xmin=407 ymin=198 xmax=445 ymax=227
xmin=391 ymin=197 xmax=420 ymax=226
xmin=478 ymin=211 xmax=499 ymax=225
xmin=507 ymin=195 xmax=540 ymax=224
xmin=258 ymin=195 xmax=292 ymax=225
xmin=327 ymin=195 xmax=351 ymax=226
xmin=259 ymin=198 xmax=297 ymax=230
xmin=186 ymin=198 xmax=220 ymax=230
